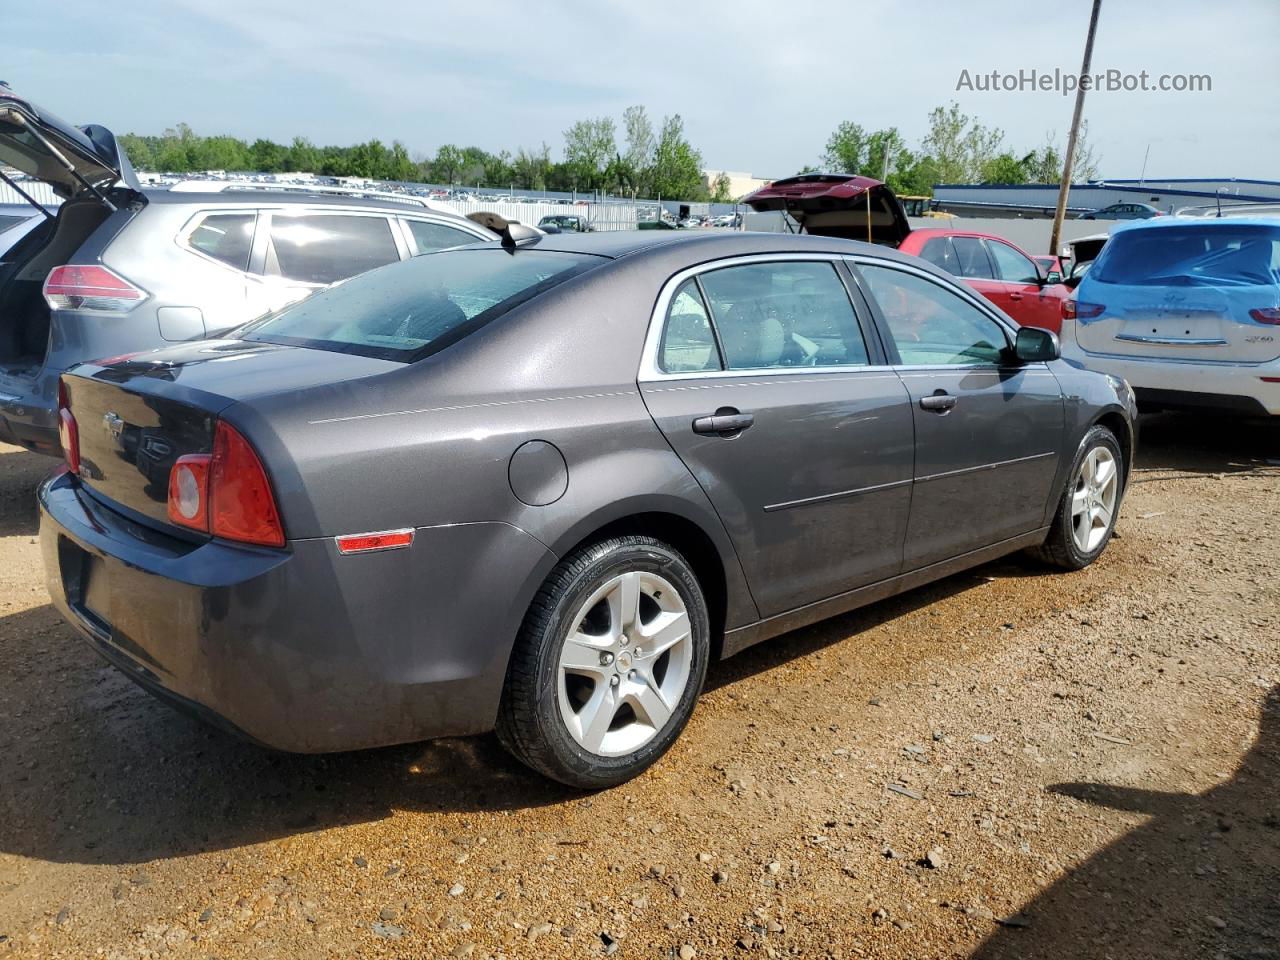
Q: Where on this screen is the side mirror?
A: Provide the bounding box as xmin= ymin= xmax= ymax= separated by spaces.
xmin=1014 ymin=326 xmax=1060 ymax=362
xmin=1045 ymin=269 xmax=1063 ymax=285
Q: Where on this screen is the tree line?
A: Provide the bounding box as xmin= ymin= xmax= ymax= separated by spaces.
xmin=813 ymin=101 xmax=1100 ymax=194
xmin=118 ymin=101 xmax=1099 ymax=201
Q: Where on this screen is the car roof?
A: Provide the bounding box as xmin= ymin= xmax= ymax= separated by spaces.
xmin=1109 ymin=215 xmax=1280 ymax=234
xmin=140 ymin=188 xmax=463 ymax=216
xmin=485 ymin=229 xmax=913 ymax=262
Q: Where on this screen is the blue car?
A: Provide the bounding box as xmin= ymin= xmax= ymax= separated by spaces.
xmin=1061 ymin=217 xmax=1280 ymax=416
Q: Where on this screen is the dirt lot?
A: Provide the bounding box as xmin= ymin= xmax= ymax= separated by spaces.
xmin=1 ymin=415 xmax=1277 ymax=960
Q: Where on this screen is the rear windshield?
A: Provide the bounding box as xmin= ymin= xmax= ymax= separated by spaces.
xmin=239 ymin=249 xmax=599 ymax=361
xmin=1093 ymin=224 xmax=1280 ymax=287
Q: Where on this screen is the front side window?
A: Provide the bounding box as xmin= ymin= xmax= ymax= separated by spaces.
xmin=187 ymin=213 xmax=256 ymax=271
xmin=406 ymin=219 xmax=483 ymax=254
xmin=987 ymin=240 xmax=1040 ymax=284
xmin=859 ymin=264 xmax=1009 ymax=366
xmin=267 ymin=214 xmax=399 ymax=285
xmin=951 ymin=237 xmax=994 ymax=279
xmin=240 ymin=249 xmax=598 ymax=361
xmin=696 ymin=261 xmax=869 ymax=369
xmin=659 ymin=279 xmax=721 ymax=373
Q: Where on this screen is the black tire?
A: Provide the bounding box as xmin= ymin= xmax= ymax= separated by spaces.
xmin=496 ymin=535 xmax=711 ymax=789
xmin=1033 ymin=424 xmax=1124 ymax=570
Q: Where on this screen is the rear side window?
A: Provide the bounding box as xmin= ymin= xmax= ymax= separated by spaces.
xmin=240 ymin=249 xmax=599 ymax=361
xmin=1093 ymin=225 xmax=1280 ymax=286
xmin=697 ymin=261 xmax=869 ymax=369
xmin=919 ymin=236 xmax=956 ymax=273
xmin=659 ymin=279 xmax=721 ymax=373
xmin=951 ymin=237 xmax=994 ymax=279
xmin=268 ymin=214 xmax=399 ymax=284
xmin=406 ymin=219 xmax=482 ymax=254
xmin=187 ymin=213 xmax=256 ymax=271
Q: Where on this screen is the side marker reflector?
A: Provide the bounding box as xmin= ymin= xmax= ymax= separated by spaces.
xmin=335 ymin=529 xmax=415 ymax=555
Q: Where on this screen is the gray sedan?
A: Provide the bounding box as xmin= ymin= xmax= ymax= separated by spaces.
xmin=40 ymin=228 xmax=1136 ymax=788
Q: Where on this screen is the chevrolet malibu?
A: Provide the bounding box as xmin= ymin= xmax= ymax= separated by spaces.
xmin=40 ymin=228 xmax=1136 ymax=788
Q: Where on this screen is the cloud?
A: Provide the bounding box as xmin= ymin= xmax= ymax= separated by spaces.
xmin=5 ymin=0 xmax=1277 ymax=179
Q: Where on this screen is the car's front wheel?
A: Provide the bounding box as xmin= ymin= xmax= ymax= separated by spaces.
xmin=1034 ymin=424 xmax=1124 ymax=570
xmin=497 ymin=535 xmax=710 ymax=789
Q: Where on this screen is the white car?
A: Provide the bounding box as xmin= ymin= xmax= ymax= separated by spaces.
xmin=1061 ymin=217 xmax=1280 ymax=416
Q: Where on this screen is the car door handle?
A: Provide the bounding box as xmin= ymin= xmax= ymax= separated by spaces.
xmin=919 ymin=393 xmax=957 ymax=413
xmin=692 ymin=409 xmax=755 ymax=436
xmin=1009 ymin=291 xmax=1024 ymax=301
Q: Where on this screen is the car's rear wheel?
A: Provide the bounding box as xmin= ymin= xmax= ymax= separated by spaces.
xmin=1034 ymin=424 xmax=1124 ymax=570
xmin=496 ymin=535 xmax=710 ymax=789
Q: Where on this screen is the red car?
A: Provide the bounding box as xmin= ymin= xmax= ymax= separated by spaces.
xmin=898 ymin=229 xmax=1070 ymax=333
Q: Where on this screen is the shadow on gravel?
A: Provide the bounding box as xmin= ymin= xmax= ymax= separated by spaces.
xmin=971 ymin=685 xmax=1280 ymax=960
xmin=0 ymin=606 xmax=573 ymax=867
xmin=1133 ymin=412 xmax=1280 ymax=477
xmin=0 ymin=445 xmax=53 ymax=537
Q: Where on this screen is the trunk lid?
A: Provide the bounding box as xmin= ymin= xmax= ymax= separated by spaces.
xmin=743 ymin=174 xmax=911 ymax=246
xmin=62 ymin=340 xmax=402 ymax=528
xmin=0 ymin=84 xmax=141 ymax=203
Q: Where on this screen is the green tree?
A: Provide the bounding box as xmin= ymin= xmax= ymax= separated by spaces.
xmin=978 ymin=151 xmax=1029 ymax=184
xmin=432 ymin=144 xmax=465 ymax=184
xmin=563 ymin=117 xmax=617 ymax=191
xmin=249 ymin=138 xmax=289 ymax=172
xmin=650 ymin=114 xmax=707 ymax=201
xmin=285 ymin=137 xmax=321 ymax=173
xmin=511 ymin=144 xmax=552 ymax=191
xmin=619 ymin=105 xmax=655 ymax=196
xmin=822 ymin=121 xmax=867 ymax=173
xmin=118 ymin=134 xmax=157 ymax=171
xmin=921 ymin=101 xmax=1004 ymax=183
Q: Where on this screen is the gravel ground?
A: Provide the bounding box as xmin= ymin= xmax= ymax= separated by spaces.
xmin=0 ymin=414 xmax=1277 ymax=960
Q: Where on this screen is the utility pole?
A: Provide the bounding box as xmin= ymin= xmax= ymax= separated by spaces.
xmin=1048 ymin=0 xmax=1103 ymax=258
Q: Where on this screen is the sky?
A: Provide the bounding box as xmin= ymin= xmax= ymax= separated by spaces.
xmin=6 ymin=0 xmax=1279 ymax=181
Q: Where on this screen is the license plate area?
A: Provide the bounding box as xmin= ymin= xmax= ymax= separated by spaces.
xmin=1120 ymin=310 xmax=1226 ymax=345
xmin=58 ymin=536 xmax=112 ymax=637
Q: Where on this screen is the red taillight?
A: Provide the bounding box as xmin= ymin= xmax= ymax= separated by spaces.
xmin=167 ymin=454 xmax=212 ymax=532
xmin=57 ymin=379 xmax=80 ymax=475
xmin=1249 ymin=307 xmax=1280 ymax=325
xmin=1063 ymin=300 xmax=1105 ymax=320
xmin=43 ymin=264 xmax=146 ymax=312
xmin=166 ymin=421 xmax=284 ymax=547
xmin=209 ymin=422 xmax=285 ymax=547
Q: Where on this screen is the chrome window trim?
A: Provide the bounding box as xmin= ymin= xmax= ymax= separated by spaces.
xmin=638 ymin=252 xmax=881 ymax=383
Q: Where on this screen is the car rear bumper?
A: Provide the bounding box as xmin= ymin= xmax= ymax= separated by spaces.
xmin=40 ymin=471 xmax=557 ymax=753
xmin=1062 ymin=351 xmax=1280 ymax=416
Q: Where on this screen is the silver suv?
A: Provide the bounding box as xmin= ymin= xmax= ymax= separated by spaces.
xmin=0 ymin=86 xmax=495 ymax=455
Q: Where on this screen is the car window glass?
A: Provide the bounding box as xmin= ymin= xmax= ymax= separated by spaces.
xmin=919 ymin=237 xmax=956 ymax=273
xmin=1093 ymin=224 xmax=1280 ymax=286
xmin=241 ymin=249 xmax=597 ymax=362
xmin=859 ymin=264 xmax=1009 ymax=366
xmin=659 ymin=279 xmax=721 ymax=373
xmin=406 ymin=219 xmax=481 ymax=254
xmin=951 ymin=237 xmax=994 ymax=279
xmin=187 ymin=213 xmax=255 ymax=271
xmin=987 ymin=240 xmax=1040 ymax=284
xmin=269 ymin=214 xmax=399 ymax=284
xmin=698 ymin=261 xmax=869 ymax=369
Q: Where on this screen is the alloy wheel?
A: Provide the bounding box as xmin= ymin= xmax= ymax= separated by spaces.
xmin=556 ymin=570 xmax=693 ymax=757
xmin=1070 ymin=445 xmax=1119 ymax=554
